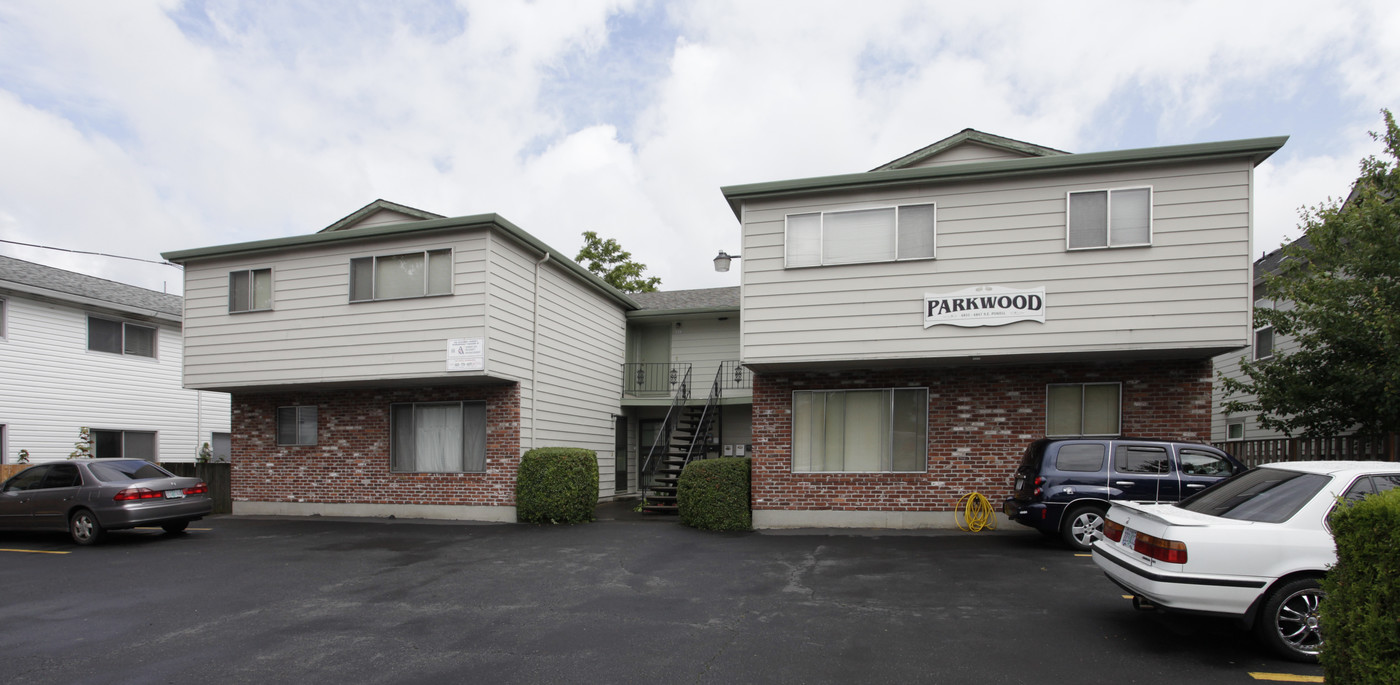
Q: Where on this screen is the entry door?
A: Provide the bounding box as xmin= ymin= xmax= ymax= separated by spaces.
xmin=614 ymin=416 xmax=629 ymax=494
xmin=628 ymin=325 xmax=672 ymax=395
xmin=638 ymin=419 xmax=663 ymax=491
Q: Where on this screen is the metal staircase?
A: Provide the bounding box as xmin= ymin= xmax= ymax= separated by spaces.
xmin=639 ymin=366 xmax=722 ymax=515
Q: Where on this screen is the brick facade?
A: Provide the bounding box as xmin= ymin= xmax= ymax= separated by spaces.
xmin=750 ymin=359 xmax=1211 ymax=512
xmin=231 ymin=384 xmax=521 ymax=507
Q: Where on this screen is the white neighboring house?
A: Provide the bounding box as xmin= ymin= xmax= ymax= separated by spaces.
xmin=0 ymin=255 xmax=232 ymax=465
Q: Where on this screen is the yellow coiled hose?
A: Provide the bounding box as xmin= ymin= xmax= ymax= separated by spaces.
xmin=956 ymin=492 xmax=998 ymax=532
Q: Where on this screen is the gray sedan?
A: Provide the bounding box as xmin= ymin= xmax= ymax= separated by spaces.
xmin=0 ymin=459 xmax=212 ymax=545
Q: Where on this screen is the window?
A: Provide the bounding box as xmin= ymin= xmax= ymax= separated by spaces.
xmin=1226 ymin=419 xmax=1244 ymax=440
xmin=391 ymin=401 xmax=486 ymax=473
xmin=1179 ymin=448 xmax=1236 ymax=477
xmin=91 ymin=429 xmax=157 ymax=460
xmin=87 ymin=316 xmax=156 ymax=357
xmin=791 ymin=388 xmax=927 ymax=472
xmin=1 ymin=297 xmax=7 ymax=339
xmin=1114 ymin=445 xmax=1169 ymax=474
xmin=350 ymin=249 xmax=452 ymax=302
xmin=1067 ymin=187 xmax=1151 ymax=249
xmin=785 ymin=203 xmax=936 ymax=268
xmin=229 ymin=268 xmax=273 ymax=312
xmin=1055 ymin=444 xmax=1106 ymax=472
xmin=1254 ymin=326 xmax=1274 ymax=360
xmin=1179 ymin=469 xmax=1329 ymax=523
xmin=212 ymin=432 xmax=232 ymax=461
xmin=276 ymin=406 xmax=317 ymax=446
xmin=1046 ymin=383 xmax=1121 ymax=437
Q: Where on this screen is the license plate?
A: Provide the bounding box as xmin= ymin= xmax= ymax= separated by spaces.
xmin=1120 ymin=528 xmax=1137 ymax=550
xmin=164 ymin=489 xmax=186 ymax=499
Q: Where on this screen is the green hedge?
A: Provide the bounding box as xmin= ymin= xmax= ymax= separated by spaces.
xmin=515 ymin=447 xmax=598 ymax=524
xmin=678 ymin=457 xmax=751 ymax=531
xmin=1321 ymin=486 xmax=1400 ymax=684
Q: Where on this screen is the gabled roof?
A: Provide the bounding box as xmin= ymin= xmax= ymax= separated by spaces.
xmin=871 ymin=128 xmax=1067 ymax=171
xmin=628 ymin=287 xmax=739 ymax=317
xmin=163 ymin=213 xmax=639 ymax=310
xmin=319 ymin=199 xmax=445 ymax=233
xmin=722 ymin=135 xmax=1288 ymax=219
xmin=0 ymin=254 xmax=182 ymax=321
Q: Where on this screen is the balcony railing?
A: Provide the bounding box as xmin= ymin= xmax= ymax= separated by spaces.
xmin=718 ymin=360 xmax=752 ymax=393
xmin=623 ymin=362 xmax=691 ymax=397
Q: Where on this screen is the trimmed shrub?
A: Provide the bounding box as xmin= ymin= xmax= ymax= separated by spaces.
xmin=1320 ymin=486 xmax=1400 ymax=684
xmin=516 ymin=447 xmax=598 ymax=524
xmin=678 ymin=457 xmax=751 ymax=531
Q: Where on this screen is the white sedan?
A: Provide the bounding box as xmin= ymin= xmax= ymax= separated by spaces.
xmin=1091 ymin=460 xmax=1400 ymax=662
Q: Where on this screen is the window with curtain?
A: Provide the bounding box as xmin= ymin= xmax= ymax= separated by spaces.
xmin=791 ymin=388 xmax=927 ymax=472
xmin=349 ymin=249 xmax=453 ymax=302
xmin=1046 ymin=383 xmax=1121 ymax=437
xmin=276 ymin=406 xmax=317 ymax=446
xmin=87 ymin=316 xmax=157 ymax=358
xmin=785 ymin=203 xmax=936 ymax=268
xmin=229 ymin=268 xmax=273 ymax=312
xmin=1067 ymin=187 xmax=1151 ymax=249
xmin=391 ymin=401 xmax=486 ymax=473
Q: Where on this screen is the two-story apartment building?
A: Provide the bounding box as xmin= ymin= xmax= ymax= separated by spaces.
xmin=720 ymin=128 xmax=1285 ymax=528
xmin=162 ymin=200 xmax=637 ymax=521
xmin=0 ymin=255 xmax=231 ymax=466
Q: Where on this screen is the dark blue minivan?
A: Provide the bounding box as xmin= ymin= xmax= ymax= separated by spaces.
xmin=1003 ymin=438 xmax=1244 ymax=550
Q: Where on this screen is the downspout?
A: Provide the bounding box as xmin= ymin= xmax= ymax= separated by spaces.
xmin=530 ymin=251 xmax=550 ymax=451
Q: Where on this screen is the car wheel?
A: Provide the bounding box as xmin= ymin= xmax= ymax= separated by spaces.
xmin=69 ymin=509 xmax=104 ymax=546
xmin=1255 ymin=577 xmax=1324 ymax=663
xmin=161 ymin=520 xmax=189 ymax=534
xmin=1060 ymin=504 xmax=1106 ymax=551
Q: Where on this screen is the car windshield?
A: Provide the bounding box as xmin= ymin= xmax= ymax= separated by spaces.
xmin=87 ymin=460 xmax=174 ymax=482
xmin=1176 ymin=467 xmax=1331 ymax=523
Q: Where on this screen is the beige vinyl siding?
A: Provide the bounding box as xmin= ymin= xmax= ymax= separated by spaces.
xmin=1211 ymin=297 xmax=1303 ymax=442
xmin=740 ymin=159 xmax=1255 ymax=366
xmin=670 ymin=317 xmax=743 ymax=396
xmin=181 ymin=231 xmax=496 ymax=389
xmin=0 ymin=296 xmax=230 ymax=464
xmin=905 ymin=142 xmax=1034 ymax=169
xmin=531 ymin=263 xmax=626 ymax=496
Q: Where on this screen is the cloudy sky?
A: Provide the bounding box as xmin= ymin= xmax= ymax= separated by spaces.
xmin=1 ymin=0 xmax=1397 ymax=295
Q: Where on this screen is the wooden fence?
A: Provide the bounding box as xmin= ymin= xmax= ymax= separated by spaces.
xmin=0 ymin=461 xmax=231 ymax=515
xmin=1212 ymin=435 xmax=1397 ymax=468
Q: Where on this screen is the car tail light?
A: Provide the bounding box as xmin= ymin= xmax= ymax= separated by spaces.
xmin=114 ymin=487 xmax=163 ymax=501
xmin=1102 ymin=519 xmax=1124 ymax=542
xmin=1132 ymin=531 xmax=1188 ymax=564
xmin=1033 ymin=476 xmax=1044 ymax=497
xmin=184 ymin=482 xmax=209 ymax=495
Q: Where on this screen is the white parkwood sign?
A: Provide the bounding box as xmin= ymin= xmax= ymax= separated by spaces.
xmin=446 ymin=337 xmax=485 ymax=371
xmin=923 ymin=286 xmax=1046 ymax=328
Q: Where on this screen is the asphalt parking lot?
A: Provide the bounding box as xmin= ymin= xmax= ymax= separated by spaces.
xmin=1 ymin=508 xmax=1324 ymax=685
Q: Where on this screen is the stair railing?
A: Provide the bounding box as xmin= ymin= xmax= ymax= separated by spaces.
xmin=640 ymin=365 xmax=692 ymax=480
xmin=677 ymin=365 xmax=725 ymax=468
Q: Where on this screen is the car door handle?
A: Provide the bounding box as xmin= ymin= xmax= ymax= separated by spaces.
xmin=1115 ymin=481 xmax=1135 ymax=486
xmin=1186 ymin=483 xmax=1206 ymax=488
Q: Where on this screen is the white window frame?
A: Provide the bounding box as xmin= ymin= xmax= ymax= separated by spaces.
xmin=1046 ymin=382 xmax=1123 ymax=437
xmin=91 ymin=429 xmax=158 ymax=461
xmin=229 ymin=268 xmax=274 ymax=313
xmin=389 ymin=401 xmax=488 ymax=474
xmin=349 ymin=249 xmax=453 ymax=303
xmin=790 ymin=387 xmax=929 ymax=473
xmin=0 ymin=297 xmax=7 ymax=340
xmin=86 ymin=315 xmax=157 ymax=358
xmin=1226 ymin=419 xmax=1245 ymax=441
xmin=1254 ymin=326 xmax=1275 ymax=361
xmin=1066 ymin=186 xmax=1153 ymax=250
xmin=276 ymin=406 xmax=318 ymax=446
xmin=784 ymin=203 xmax=936 ymax=268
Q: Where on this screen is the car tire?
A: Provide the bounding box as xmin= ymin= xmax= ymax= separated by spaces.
xmin=1254 ymin=577 xmax=1324 ymax=663
xmin=1060 ymin=504 xmax=1106 ymax=551
xmin=161 ymin=520 xmax=190 ymax=534
xmin=69 ymin=509 xmax=104 ymax=546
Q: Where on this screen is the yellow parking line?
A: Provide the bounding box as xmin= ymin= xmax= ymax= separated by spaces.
xmin=1121 ymin=595 xmax=1134 ymax=599
xmin=1248 ymin=673 xmax=1323 ymax=682
xmin=0 ymin=548 xmax=71 ymax=555
xmin=1075 ymin=553 xmax=1092 ymax=557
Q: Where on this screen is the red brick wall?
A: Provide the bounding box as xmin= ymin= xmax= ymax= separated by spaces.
xmin=751 ymin=359 xmax=1211 ymax=512
xmin=231 ymin=384 xmax=521 ymax=507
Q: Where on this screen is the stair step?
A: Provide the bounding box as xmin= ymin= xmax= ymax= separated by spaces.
xmin=641 ymin=505 xmax=678 ymax=515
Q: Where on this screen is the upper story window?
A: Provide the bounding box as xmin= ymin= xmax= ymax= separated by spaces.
xmin=87 ymin=316 xmax=156 ymax=358
xmin=350 ymin=249 xmax=452 ymax=302
xmin=1046 ymin=382 xmax=1121 ymax=437
xmin=1067 ymin=187 xmax=1151 ymax=250
xmin=786 ymin=203 xmax=935 ymax=268
xmin=229 ymin=268 xmax=273 ymax=313
xmin=1254 ymin=326 xmax=1275 ymax=360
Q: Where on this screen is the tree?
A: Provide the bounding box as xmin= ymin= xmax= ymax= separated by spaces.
xmin=1221 ymin=110 xmax=1400 ymax=438
xmin=575 ymin=231 xmax=661 ymax=293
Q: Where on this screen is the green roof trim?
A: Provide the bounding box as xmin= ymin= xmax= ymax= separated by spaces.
xmin=162 ymin=213 xmax=639 ymax=309
xmin=721 ymin=135 xmax=1288 ymax=219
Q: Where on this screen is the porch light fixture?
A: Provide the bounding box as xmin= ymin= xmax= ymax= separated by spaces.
xmin=713 ymin=250 xmax=740 ymax=272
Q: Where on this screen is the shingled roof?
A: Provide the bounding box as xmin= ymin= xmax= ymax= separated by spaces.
xmin=0 ymin=255 xmax=182 ymax=319
xmin=628 ymin=286 xmax=739 ymax=313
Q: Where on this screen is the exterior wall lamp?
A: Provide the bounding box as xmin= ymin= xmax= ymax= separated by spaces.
xmin=713 ymin=250 xmax=740 ymax=272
